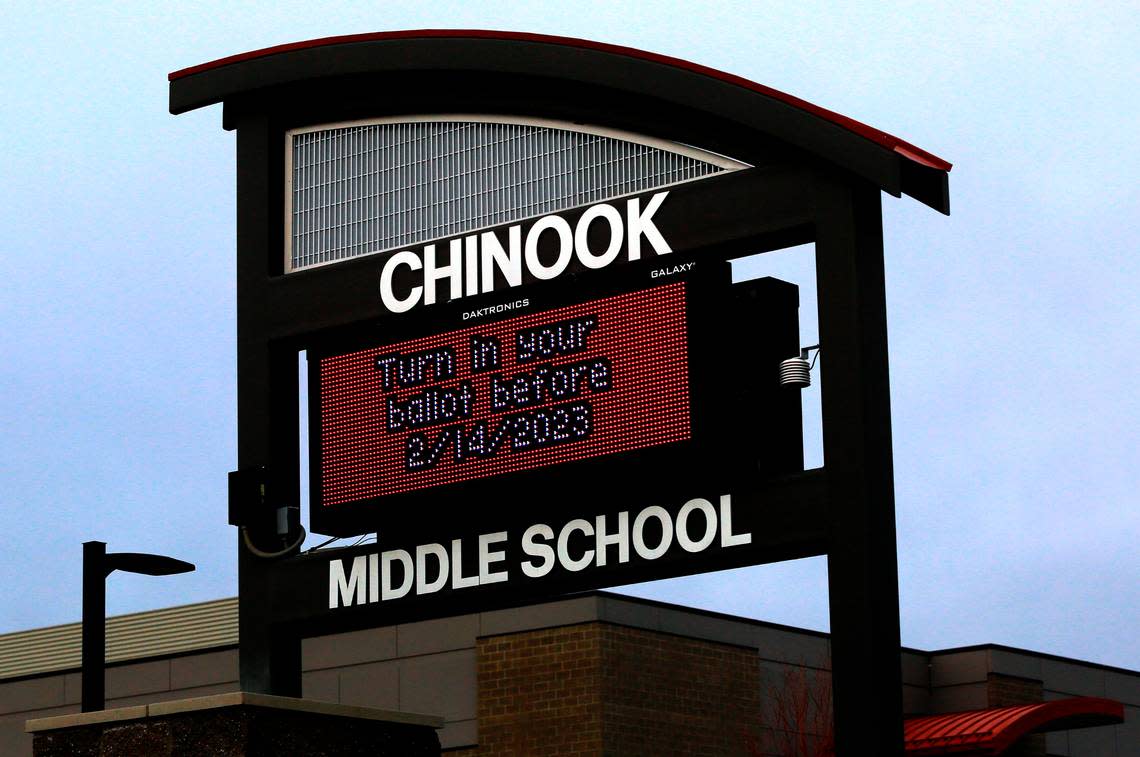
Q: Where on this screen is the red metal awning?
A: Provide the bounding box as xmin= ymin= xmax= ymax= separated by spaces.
xmin=904 ymin=697 xmax=1124 ymax=755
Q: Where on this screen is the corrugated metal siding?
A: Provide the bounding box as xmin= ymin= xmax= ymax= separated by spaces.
xmin=0 ymin=598 xmax=237 ymax=680
xmin=288 ymin=119 xmax=742 ymax=271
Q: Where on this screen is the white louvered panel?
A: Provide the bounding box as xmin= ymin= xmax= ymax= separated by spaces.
xmin=288 ymin=119 xmax=742 ymax=272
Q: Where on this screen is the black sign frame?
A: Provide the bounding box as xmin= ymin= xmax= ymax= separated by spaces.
xmin=170 ymin=31 xmax=952 ymax=754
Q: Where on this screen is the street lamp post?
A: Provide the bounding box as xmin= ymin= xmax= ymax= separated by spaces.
xmin=81 ymin=541 xmax=195 ymax=712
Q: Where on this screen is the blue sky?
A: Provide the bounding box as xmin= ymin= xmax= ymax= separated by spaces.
xmin=1 ymin=2 xmax=1136 ymax=670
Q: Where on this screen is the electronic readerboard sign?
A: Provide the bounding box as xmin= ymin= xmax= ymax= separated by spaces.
xmin=316 ymin=285 xmax=689 ymax=503
xmin=309 ymin=258 xmax=803 ymax=537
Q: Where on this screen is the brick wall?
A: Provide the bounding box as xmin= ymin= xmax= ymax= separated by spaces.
xmin=452 ymin=622 xmax=760 ymax=756
xmin=470 ymin=624 xmax=604 ymax=756
xmin=987 ymin=673 xmax=1045 ymax=757
xmin=600 ymin=624 xmax=760 ymax=756
xmin=986 ymin=673 xmax=1043 ymax=708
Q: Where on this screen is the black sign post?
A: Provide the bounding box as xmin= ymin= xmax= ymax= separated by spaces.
xmin=814 ymin=179 xmax=905 ymax=743
xmin=170 ymin=31 xmax=950 ymax=754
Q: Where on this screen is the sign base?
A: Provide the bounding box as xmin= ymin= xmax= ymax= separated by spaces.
xmin=27 ymin=692 xmax=442 ymax=756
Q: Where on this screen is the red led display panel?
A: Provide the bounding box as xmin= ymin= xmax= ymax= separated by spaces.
xmin=316 ymin=283 xmax=691 ymax=507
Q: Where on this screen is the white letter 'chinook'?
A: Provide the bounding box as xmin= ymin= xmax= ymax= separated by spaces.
xmin=380 ymin=192 xmax=671 ymax=313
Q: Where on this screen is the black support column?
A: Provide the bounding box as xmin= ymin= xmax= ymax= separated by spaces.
xmin=814 ymin=175 xmax=904 ymax=754
xmin=235 ymin=112 xmax=301 ymax=696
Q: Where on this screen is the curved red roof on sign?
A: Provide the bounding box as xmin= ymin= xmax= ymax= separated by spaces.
xmin=168 ymin=29 xmax=951 ymax=173
xmin=904 ymin=697 xmax=1124 ymax=755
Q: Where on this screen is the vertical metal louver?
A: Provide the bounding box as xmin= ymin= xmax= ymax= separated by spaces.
xmin=287 ymin=118 xmax=745 ymax=272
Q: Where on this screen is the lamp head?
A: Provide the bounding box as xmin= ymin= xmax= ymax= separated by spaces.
xmin=104 ymin=552 xmax=195 ymax=577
